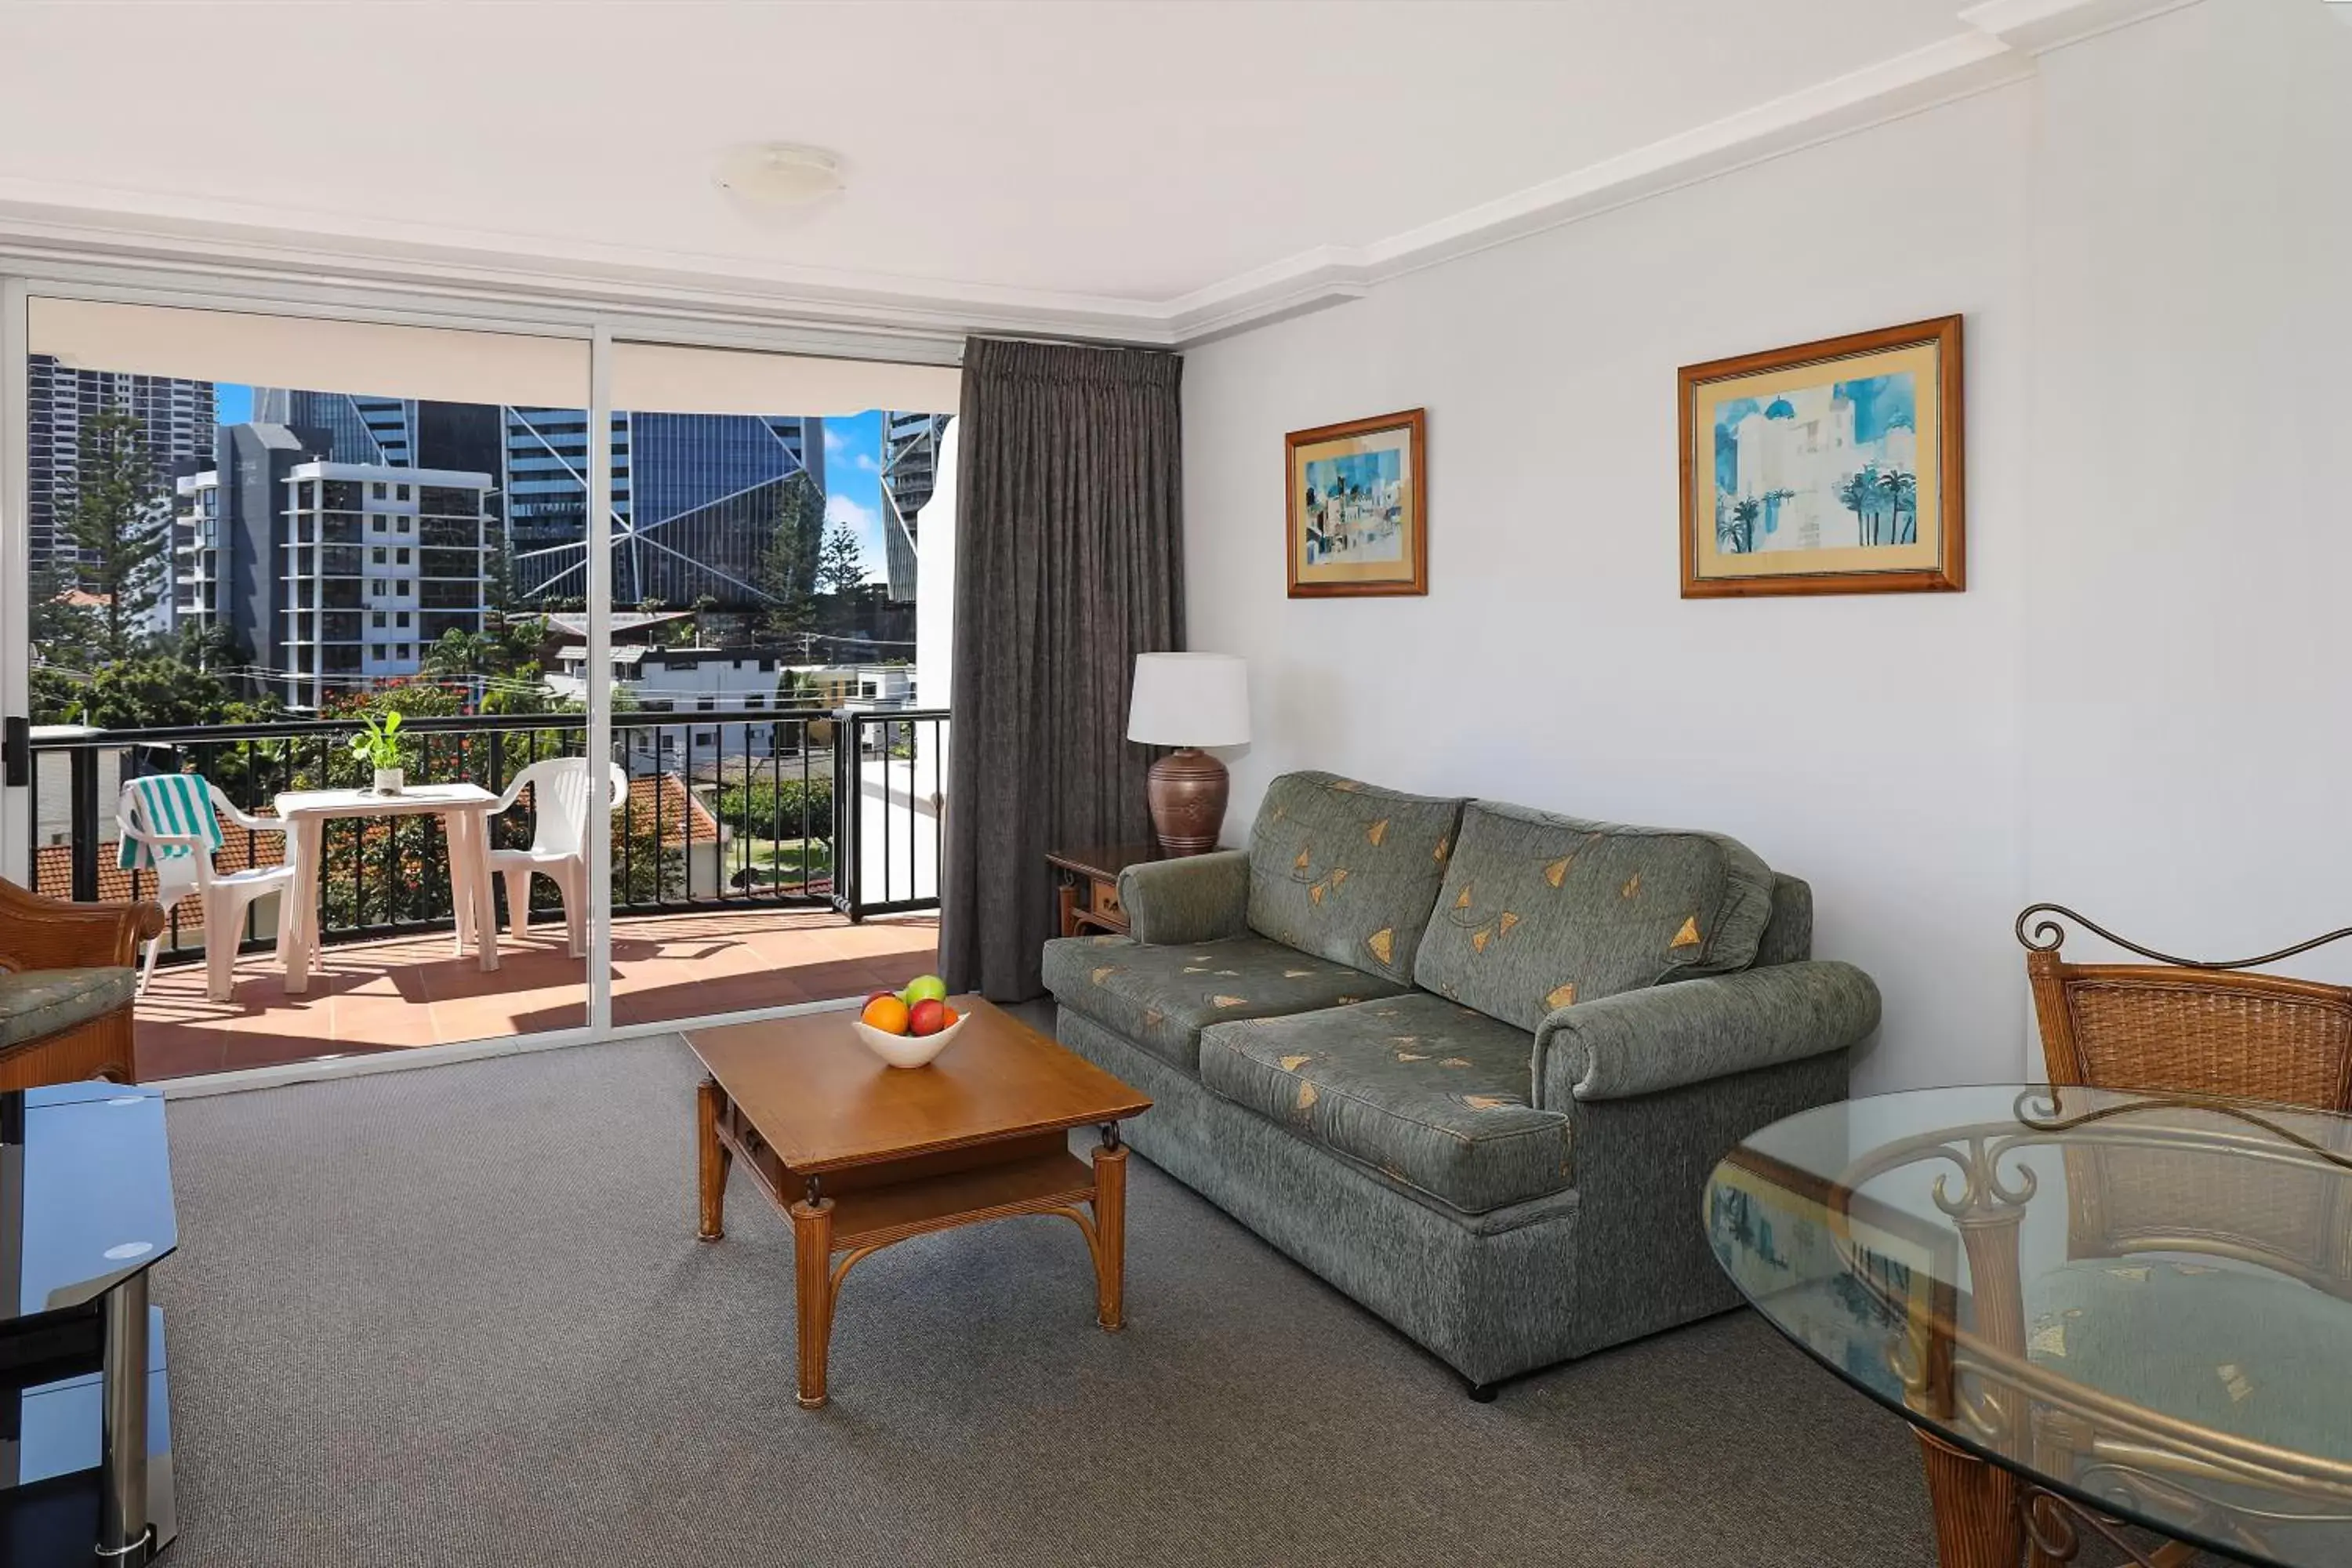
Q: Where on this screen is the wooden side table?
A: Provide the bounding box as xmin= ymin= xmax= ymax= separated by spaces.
xmin=1046 ymin=843 xmax=1167 ymax=938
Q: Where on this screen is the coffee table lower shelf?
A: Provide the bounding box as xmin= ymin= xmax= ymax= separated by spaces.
xmin=696 ymin=1079 xmax=1132 ymax=1408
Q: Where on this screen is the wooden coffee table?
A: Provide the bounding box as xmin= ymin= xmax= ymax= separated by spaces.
xmin=686 ymin=997 xmax=1152 ymax=1408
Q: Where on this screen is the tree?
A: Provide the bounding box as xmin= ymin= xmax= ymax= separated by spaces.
xmin=1835 ymin=469 xmax=1881 ymax=546
xmin=1721 ymin=496 xmax=1762 ymax=554
xmin=818 ymin=522 xmax=866 ymax=599
xmin=757 ymin=473 xmax=826 ymax=641
xmin=422 ymin=627 xmax=499 ymax=682
xmin=1876 ymin=470 xmax=1918 ymax=545
xmin=27 ymin=564 xmax=98 ymax=668
xmin=56 ymin=408 xmax=169 ymax=663
xmin=481 ymin=524 xmax=520 ymax=615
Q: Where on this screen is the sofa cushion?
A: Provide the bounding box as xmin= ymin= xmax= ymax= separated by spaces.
xmin=0 ymin=967 xmax=135 ymax=1049
xmin=1199 ymin=992 xmax=1570 ymax=1215
xmin=1411 ymin=803 xmax=1777 ymax=1033
xmin=1244 ymin=772 xmax=1465 ymax=985
xmin=1042 ymin=933 xmax=1404 ymax=1074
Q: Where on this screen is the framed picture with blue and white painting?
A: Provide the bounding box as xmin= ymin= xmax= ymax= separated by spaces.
xmin=1287 ymin=408 xmax=1427 ymax=597
xmin=1679 ymin=315 xmax=1964 ymax=597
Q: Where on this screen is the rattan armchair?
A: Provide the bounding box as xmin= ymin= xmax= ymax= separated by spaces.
xmin=0 ymin=875 xmax=166 ymax=1090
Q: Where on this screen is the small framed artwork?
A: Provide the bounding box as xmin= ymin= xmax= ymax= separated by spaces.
xmin=1679 ymin=315 xmax=1964 ymax=598
xmin=1287 ymin=408 xmax=1427 ymax=598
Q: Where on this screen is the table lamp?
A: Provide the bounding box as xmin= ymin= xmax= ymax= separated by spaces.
xmin=1127 ymin=652 xmax=1250 ymax=854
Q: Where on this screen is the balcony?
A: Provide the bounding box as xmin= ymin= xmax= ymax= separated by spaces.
xmin=31 ymin=706 xmax=946 ymax=1080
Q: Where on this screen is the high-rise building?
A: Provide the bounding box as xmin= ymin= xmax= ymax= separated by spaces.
xmin=252 ymin=390 xmax=503 ymax=479
xmin=506 ymin=408 xmax=823 ymax=609
xmin=249 ymin=390 xmax=827 ymax=613
xmin=880 ymin=412 xmax=949 ymax=604
xmin=27 ymin=354 xmax=215 ymax=581
xmin=172 ymin=422 xmax=328 ymax=670
xmin=174 ymin=426 xmax=492 ymax=710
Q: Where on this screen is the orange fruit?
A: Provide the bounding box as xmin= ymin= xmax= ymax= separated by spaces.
xmin=861 ymin=995 xmax=911 ymax=1035
xmin=938 ymin=1004 xmax=959 ymax=1027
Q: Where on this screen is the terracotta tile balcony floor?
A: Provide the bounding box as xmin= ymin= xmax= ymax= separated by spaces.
xmin=133 ymin=908 xmax=942 ymax=1081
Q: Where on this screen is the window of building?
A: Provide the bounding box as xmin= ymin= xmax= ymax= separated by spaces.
xmin=372 ymin=610 xmax=386 ymax=629
xmin=371 ymin=481 xmax=387 ymax=499
xmin=697 ymin=697 xmax=715 ymax=711
xmin=397 ymin=581 xmax=410 ymax=597
xmin=396 ymin=484 xmax=411 ymax=502
xmin=396 ymin=548 xmax=410 ymax=565
xmin=397 ymin=643 xmax=411 ymax=660
xmin=372 ymin=546 xmax=386 ymax=564
xmin=372 ymin=515 xmax=386 ymax=533
xmin=396 ymin=516 xmax=411 ymax=535
xmin=396 ymin=611 xmax=410 ymax=628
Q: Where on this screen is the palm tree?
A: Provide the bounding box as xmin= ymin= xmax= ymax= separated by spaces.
xmin=1876 ymin=470 xmax=1918 ymax=545
xmin=1722 ymin=497 xmax=1762 ymax=554
xmin=1762 ymin=487 xmax=1795 ymax=540
xmin=1836 ymin=469 xmax=1880 ymax=546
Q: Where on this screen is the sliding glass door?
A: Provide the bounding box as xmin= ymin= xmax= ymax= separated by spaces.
xmin=0 ymin=280 xmax=962 ymax=1078
xmin=2 ymin=292 xmax=594 ymax=1075
xmin=597 ymin=340 xmax=956 ymax=1028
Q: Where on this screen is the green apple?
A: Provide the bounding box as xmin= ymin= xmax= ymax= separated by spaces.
xmin=903 ymin=973 xmax=949 ymax=1005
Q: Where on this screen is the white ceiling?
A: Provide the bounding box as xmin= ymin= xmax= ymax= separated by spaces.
xmin=0 ymin=0 xmax=2143 ymax=342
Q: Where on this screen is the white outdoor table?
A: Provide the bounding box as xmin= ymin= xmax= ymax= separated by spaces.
xmin=271 ymin=783 xmax=501 ymax=993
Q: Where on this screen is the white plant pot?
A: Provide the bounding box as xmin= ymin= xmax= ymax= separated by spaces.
xmin=374 ymin=767 xmax=405 ymax=795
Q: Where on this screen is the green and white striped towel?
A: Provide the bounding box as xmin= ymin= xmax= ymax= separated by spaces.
xmin=116 ymin=773 xmax=223 ymax=870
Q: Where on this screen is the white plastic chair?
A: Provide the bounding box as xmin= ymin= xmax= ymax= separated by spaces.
xmin=487 ymin=759 xmax=625 ymax=959
xmin=116 ymin=777 xmax=298 ymax=1003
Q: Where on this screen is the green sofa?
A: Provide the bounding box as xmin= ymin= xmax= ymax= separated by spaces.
xmin=1042 ymin=771 xmax=1879 ymax=1393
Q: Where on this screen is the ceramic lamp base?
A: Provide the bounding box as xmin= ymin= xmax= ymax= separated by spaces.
xmin=1146 ymin=749 xmax=1229 ymax=855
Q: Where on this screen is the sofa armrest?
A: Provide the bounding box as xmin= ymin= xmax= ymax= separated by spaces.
xmin=1531 ymin=960 xmax=1879 ymax=1106
xmin=1117 ymin=850 xmax=1250 ymax=946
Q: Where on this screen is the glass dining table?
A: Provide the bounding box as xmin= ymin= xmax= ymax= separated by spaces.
xmin=1709 ymin=1084 xmax=2352 ymax=1568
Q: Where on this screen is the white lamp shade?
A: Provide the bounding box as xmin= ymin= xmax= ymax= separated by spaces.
xmin=1127 ymin=653 xmax=1250 ymax=748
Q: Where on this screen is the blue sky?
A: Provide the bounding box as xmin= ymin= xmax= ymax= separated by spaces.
xmin=212 ymin=386 xmax=890 ymax=579
xmin=820 ymin=410 xmax=888 ymax=580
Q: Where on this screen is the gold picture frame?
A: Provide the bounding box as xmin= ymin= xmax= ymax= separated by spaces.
xmin=1286 ymin=408 xmax=1427 ymax=598
xmin=1679 ymin=316 xmax=1964 ymax=597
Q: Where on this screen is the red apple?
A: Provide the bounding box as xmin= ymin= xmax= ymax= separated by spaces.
xmin=907 ymin=997 xmax=948 ymax=1037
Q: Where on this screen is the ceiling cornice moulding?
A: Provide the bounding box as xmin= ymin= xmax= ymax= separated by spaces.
xmin=0 ymin=0 xmax=2198 ymax=352
xmin=1958 ymin=0 xmax=2205 ymax=54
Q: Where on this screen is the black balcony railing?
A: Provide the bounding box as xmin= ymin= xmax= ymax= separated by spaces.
xmin=27 ymin=706 xmax=945 ymax=964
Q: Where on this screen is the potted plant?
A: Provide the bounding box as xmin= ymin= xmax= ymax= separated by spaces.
xmin=350 ymin=710 xmax=406 ymax=795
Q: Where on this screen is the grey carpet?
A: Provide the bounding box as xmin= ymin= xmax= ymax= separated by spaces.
xmin=151 ymin=1033 xmax=1942 ymax=1567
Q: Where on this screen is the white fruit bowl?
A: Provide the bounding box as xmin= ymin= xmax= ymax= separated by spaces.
xmin=851 ymin=1011 xmax=967 ymax=1069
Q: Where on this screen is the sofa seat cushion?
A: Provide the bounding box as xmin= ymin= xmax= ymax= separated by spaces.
xmin=0 ymin=967 xmax=135 ymax=1049
xmin=1042 ymin=934 xmax=1404 ymax=1074
xmin=1245 ymin=772 xmax=1465 ymax=986
xmin=1411 ymin=802 xmax=1777 ymax=1033
xmin=1199 ymin=992 xmax=1570 ymax=1215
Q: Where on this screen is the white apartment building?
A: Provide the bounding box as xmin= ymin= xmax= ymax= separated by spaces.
xmin=547 ymin=646 xmax=914 ymax=774
xmin=283 ymin=463 xmax=492 ymax=708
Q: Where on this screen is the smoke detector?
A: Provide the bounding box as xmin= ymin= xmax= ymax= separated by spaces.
xmin=714 ymin=143 xmax=845 ymax=207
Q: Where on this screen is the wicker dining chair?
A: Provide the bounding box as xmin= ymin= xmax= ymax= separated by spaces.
xmin=2016 ymin=906 xmax=2352 ymax=1563
xmin=2017 ymin=903 xmax=2352 ymax=1112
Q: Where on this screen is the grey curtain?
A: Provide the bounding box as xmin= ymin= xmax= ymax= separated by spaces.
xmin=940 ymin=338 xmax=1184 ymax=1000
